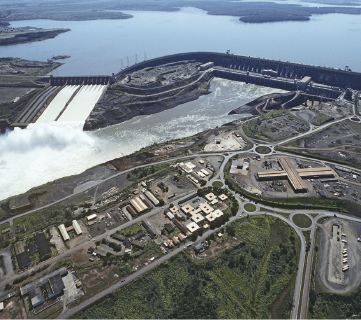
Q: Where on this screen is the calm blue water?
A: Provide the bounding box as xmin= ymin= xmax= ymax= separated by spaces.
xmin=2 ymin=7 xmax=361 ymax=74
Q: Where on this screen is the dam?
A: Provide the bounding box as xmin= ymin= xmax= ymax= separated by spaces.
xmin=10 ymin=51 xmax=361 ymax=129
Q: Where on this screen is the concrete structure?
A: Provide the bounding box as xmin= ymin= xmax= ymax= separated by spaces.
xmin=256 ymin=157 xmax=334 ymax=193
xmin=205 ymin=193 xmax=217 ymax=201
xmin=58 ymin=224 xmax=70 ymax=241
xmin=199 ymin=202 xmax=214 ymax=214
xmin=191 ymin=213 xmax=205 ymax=224
xmin=200 ymin=62 xmax=214 ymax=71
xmin=72 ymin=220 xmax=82 ymax=235
xmin=219 ymin=194 xmax=228 ymax=201
xmin=114 ymin=52 xmax=361 ymax=97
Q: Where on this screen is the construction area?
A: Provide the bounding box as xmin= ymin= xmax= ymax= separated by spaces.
xmin=204 ymin=129 xmax=248 ymax=152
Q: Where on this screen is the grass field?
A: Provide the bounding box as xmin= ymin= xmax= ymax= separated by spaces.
xmin=292 ymin=214 xmax=312 ymax=228
xmin=310 ymin=112 xmax=334 ymax=126
xmin=244 ymin=203 xmax=257 ymax=212
xmin=212 ymin=181 xmax=224 ymax=188
xmin=255 ymin=146 xmax=271 ymax=154
xmin=73 ymin=215 xmax=301 ymax=319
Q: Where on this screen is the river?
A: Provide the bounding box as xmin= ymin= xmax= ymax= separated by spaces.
xmin=1 ymin=6 xmax=360 ymax=200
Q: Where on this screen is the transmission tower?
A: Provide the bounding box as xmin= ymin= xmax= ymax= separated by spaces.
xmin=127 ymin=56 xmax=130 ymax=66
xmin=121 ymin=59 xmax=124 ymax=69
xmin=144 ymin=51 xmax=147 ymax=60
xmin=135 ymin=54 xmax=138 ymax=63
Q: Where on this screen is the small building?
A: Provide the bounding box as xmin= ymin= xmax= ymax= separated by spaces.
xmin=131 ymin=240 xmax=145 ymax=249
xmin=86 ymin=214 xmax=97 ymax=221
xmin=34 ymin=233 xmax=51 ymax=257
xmin=14 ymin=241 xmax=31 ymax=269
xmin=172 ymin=236 xmax=180 ymax=245
xmin=48 ymin=274 xmax=65 ymax=299
xmin=218 ymin=194 xmax=228 ymax=201
xmin=203 ymin=224 xmax=210 ymax=229
xmin=186 ymin=222 xmax=200 ymax=233
xmin=205 ymin=209 xmax=224 ymax=222
xmin=28 ymin=243 xmax=37 ymax=254
xmin=199 ymin=202 xmax=214 ymax=214
xmin=181 ymin=204 xmax=194 ymax=214
xmin=205 ymin=193 xmax=217 ymax=202
xmin=142 ymin=220 xmax=156 ymax=237
xmin=201 ymin=169 xmax=210 ymax=176
xmin=0 ymin=302 xmax=4 ymax=312
xmin=194 ymin=243 xmax=204 ymax=251
xmin=166 ymin=211 xmax=175 ymax=220
xmin=72 ymin=220 xmax=82 ymax=235
xmin=178 ymin=233 xmax=186 ymax=242
xmin=164 ymin=223 xmax=175 ymax=234
xmin=210 ymin=199 xmax=218 ymax=205
xmin=29 ymin=287 xmax=45 ymax=308
xmin=169 ymin=206 xmax=179 ymax=214
xmin=166 ymin=240 xmax=174 ymax=248
xmin=191 ymin=213 xmax=205 ymax=224
xmin=58 ymin=224 xmax=70 ymax=241
xmin=142 ymin=197 xmax=154 ymax=209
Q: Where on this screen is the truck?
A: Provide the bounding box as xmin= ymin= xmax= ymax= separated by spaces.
xmin=342 ymin=239 xmax=347 ymax=243
xmin=343 ymin=258 xmax=348 ymax=263
xmin=342 ymin=265 xmax=350 ymax=271
xmin=89 ymin=258 xmax=94 ymax=262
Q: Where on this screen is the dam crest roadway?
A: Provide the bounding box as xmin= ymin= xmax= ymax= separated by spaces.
xmin=10 ymin=51 xmax=361 ymax=130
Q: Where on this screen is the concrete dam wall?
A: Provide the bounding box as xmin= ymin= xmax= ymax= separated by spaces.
xmin=114 ymin=52 xmax=361 ymax=96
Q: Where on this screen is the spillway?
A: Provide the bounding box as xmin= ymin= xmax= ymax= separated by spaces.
xmin=36 ymin=85 xmax=79 ymax=123
xmin=57 ymin=85 xmax=106 ymax=122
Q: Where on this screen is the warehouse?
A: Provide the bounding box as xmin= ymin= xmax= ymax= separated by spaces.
xmin=140 ymin=196 xmax=153 ymax=209
xmin=29 ymin=286 xmax=45 ymax=308
xmin=134 ymin=197 xmax=147 ymax=211
xmin=174 ymin=219 xmax=189 ymax=235
xmin=72 ymin=220 xmax=82 ymax=235
xmin=14 ymin=241 xmax=31 ymax=268
xmin=256 ymin=157 xmax=335 ymax=193
xmin=58 ymin=224 xmax=70 ymax=241
xmin=48 ymin=274 xmax=65 ymax=298
xmin=34 ymin=233 xmax=51 ymax=257
xmin=142 ymin=220 xmax=156 ymax=237
xmin=126 ymin=205 xmax=137 ymax=217
xmin=130 ymin=199 xmax=143 ymax=213
xmin=145 ymin=191 xmax=160 ymax=206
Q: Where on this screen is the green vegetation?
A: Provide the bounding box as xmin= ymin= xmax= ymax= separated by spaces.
xmin=310 ymin=112 xmax=334 ymax=126
xmin=244 ymin=203 xmax=257 ymax=212
xmin=292 ymin=214 xmax=312 ymax=228
xmin=212 ymin=181 xmax=224 ymax=188
xmin=224 ymin=160 xmax=361 ymax=217
xmin=13 ymin=205 xmax=72 ymax=238
xmin=120 ymin=223 xmax=142 ymax=236
xmin=0 ymin=222 xmax=10 ymax=233
xmin=74 ymin=216 xmax=300 ymax=319
xmin=255 ymin=146 xmax=272 ymax=154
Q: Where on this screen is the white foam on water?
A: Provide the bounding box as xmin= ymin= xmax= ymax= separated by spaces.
xmin=0 ymin=80 xmax=286 ymax=201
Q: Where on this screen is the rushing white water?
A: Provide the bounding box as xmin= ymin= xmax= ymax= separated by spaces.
xmin=36 ymin=85 xmax=79 ymax=123
xmin=58 ymin=85 xmax=107 ymax=122
xmin=0 ymin=79 xmax=285 ymax=201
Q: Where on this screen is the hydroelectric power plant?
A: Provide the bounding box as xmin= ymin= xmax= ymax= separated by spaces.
xmin=9 ymin=51 xmax=361 ymax=130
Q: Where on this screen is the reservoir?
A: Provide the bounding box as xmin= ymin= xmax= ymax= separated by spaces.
xmin=1 ymin=7 xmax=361 ymax=74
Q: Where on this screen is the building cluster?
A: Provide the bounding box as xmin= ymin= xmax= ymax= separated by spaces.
xmin=112 ymin=229 xmax=146 ymax=254
xmin=256 ymin=157 xmax=334 ymax=193
xmin=14 ymin=232 xmax=51 ymax=268
xmin=20 ymin=267 xmax=67 ymax=308
xmin=126 ymin=190 xmax=159 ymax=217
xmin=177 ymin=160 xmax=213 ymax=185
xmin=58 ymin=220 xmax=83 ymax=241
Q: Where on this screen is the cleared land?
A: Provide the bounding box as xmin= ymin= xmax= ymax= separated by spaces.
xmin=73 ymin=216 xmax=301 ymax=319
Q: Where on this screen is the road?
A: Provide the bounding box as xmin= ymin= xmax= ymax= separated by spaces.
xmin=3 ymin=104 xmax=361 ymax=319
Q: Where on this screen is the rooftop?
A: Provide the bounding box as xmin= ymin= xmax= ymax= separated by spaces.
xmin=181 ymin=204 xmax=194 ymax=214
xmin=205 ymin=193 xmax=217 ymax=201
xmin=186 ymin=222 xmax=200 ymax=233
xmin=205 ymin=209 xmax=224 ymax=222
xmin=191 ymin=213 xmax=205 ymax=224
